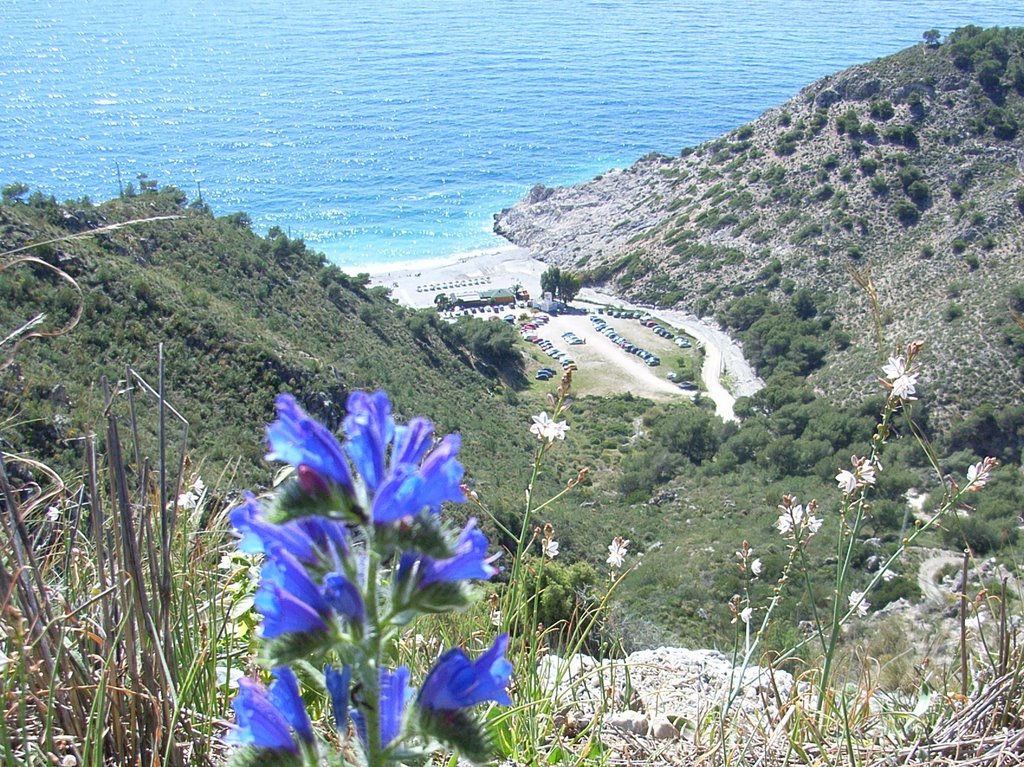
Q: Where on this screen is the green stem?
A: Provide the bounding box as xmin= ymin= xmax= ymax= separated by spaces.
xmin=364 ymin=543 xmax=384 ymax=767
xmin=817 ymin=497 xmax=868 ymax=712
xmin=796 ymin=546 xmax=828 ymax=655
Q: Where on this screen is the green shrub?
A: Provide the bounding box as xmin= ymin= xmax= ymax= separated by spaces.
xmin=884 ymin=125 xmax=919 ymax=148
xmin=869 ymin=99 xmax=896 ymax=120
xmin=942 ymin=515 xmax=1016 ymax=554
xmin=812 ymin=185 xmax=834 ymax=202
xmin=835 ymin=109 xmax=861 ymax=137
xmin=906 ymin=180 xmax=931 ymax=208
xmin=791 ymin=222 xmax=823 ymax=244
xmin=893 ymin=200 xmax=920 ymax=225
xmin=775 ymin=139 xmax=798 ymax=156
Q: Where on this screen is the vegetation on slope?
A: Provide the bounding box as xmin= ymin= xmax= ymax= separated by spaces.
xmin=0 ymin=186 xmax=533 ymax=501
xmin=6 ymin=28 xmax=1024 ymax=660
xmin=495 ymin=26 xmax=1024 ymax=422
xmin=3 ymin=182 xmax=1022 ymax=655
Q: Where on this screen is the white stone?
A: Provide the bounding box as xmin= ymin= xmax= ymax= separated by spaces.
xmin=605 ymin=710 xmax=649 ymax=735
xmin=649 ymin=716 xmax=679 ymax=740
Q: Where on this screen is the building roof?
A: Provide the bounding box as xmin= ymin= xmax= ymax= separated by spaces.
xmin=480 ymin=288 xmax=515 ymax=300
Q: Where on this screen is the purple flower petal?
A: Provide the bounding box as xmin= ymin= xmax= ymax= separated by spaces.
xmin=415 ymin=434 xmax=465 ymax=511
xmin=391 ymin=418 xmax=433 ymax=467
xmin=254 ymin=545 xmax=331 ymax=638
xmin=267 ymin=667 xmax=314 ymax=744
xmin=343 ymin=390 xmax=394 ymax=492
xmin=266 ymin=394 xmax=352 ymax=492
xmin=324 ymin=664 xmax=351 ymax=730
xmin=321 ymin=572 xmax=365 ymax=624
xmin=350 ymin=666 xmax=412 ymax=750
xmin=254 ymin=582 xmax=330 ymax=638
xmin=419 ymin=634 xmax=512 ymax=711
xmin=228 ymin=677 xmax=299 ymax=753
xmin=371 ymin=464 xmax=423 ymax=524
xmin=420 ymin=519 xmax=499 ymax=586
xmin=230 ymin=494 xmax=319 ymax=564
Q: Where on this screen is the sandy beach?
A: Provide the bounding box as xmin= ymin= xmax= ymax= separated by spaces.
xmin=365 ymin=246 xmax=549 ymax=310
xmin=366 ymin=246 xmax=763 ymax=420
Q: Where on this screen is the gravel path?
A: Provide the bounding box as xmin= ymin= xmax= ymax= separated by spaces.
xmin=917 ymin=552 xmax=963 ymax=605
xmin=579 ymin=288 xmax=764 ymax=421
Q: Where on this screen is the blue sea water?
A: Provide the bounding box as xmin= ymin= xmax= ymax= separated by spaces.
xmin=2 ymin=1 xmax=1023 ymax=269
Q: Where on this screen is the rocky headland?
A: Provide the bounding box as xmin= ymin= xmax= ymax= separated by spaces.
xmin=495 ymin=28 xmax=1024 ymax=422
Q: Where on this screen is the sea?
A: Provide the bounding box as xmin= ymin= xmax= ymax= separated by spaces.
xmin=2 ymin=1 xmax=1023 ymax=270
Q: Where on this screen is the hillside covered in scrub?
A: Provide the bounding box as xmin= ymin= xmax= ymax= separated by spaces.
xmin=495 ymin=26 xmax=1024 ymax=423
xmin=0 ymin=188 xmax=535 ymax=501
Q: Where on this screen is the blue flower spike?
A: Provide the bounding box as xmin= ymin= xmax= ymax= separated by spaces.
xmin=232 ymin=389 xmax=508 ymax=765
xmin=228 ymin=666 xmax=314 ymax=757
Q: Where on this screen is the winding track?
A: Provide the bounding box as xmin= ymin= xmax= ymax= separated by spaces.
xmin=578 ymin=288 xmax=764 ymax=421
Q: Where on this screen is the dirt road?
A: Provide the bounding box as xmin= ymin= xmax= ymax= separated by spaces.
xmin=578 ymin=288 xmax=764 ymax=421
xmin=367 ymin=248 xmax=764 ymax=419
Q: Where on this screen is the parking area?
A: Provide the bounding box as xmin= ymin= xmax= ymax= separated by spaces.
xmin=521 ymin=310 xmax=692 ymax=401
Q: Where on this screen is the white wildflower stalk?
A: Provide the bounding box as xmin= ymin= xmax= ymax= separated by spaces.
xmin=471 ymin=365 xmax=622 ymax=759
xmin=763 ymin=341 xmax=1004 ymax=717
xmin=724 ymin=518 xmax=807 ymax=720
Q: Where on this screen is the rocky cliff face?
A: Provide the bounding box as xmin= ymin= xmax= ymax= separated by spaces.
xmin=495 ymin=29 xmax=1024 ymax=418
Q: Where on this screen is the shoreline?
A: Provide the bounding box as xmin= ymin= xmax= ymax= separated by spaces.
xmin=364 ymin=242 xmax=763 ymax=419
xmin=365 ymin=244 xmax=550 ymax=309
xmin=352 ymin=244 xmax=525 ymax=277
